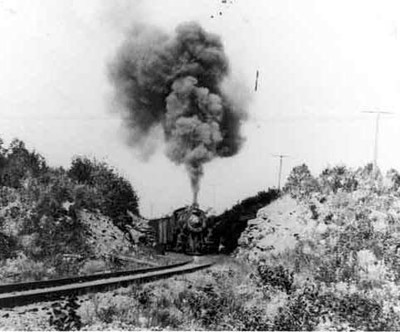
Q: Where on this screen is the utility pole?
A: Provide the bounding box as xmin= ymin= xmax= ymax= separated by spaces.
xmin=362 ymin=111 xmax=393 ymax=169
xmin=254 ymin=70 xmax=260 ymax=91
xmin=272 ymin=154 xmax=290 ymax=190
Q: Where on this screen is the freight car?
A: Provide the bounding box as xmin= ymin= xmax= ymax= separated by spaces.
xmin=148 ymin=205 xmax=218 ymax=255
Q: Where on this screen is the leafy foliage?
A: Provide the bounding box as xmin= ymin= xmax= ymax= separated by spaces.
xmin=49 ymin=295 xmax=82 ymax=331
xmin=0 ymin=232 xmax=17 ymax=260
xmin=319 ymin=165 xmax=358 ymax=194
xmin=0 ymin=139 xmax=47 ymax=188
xmin=68 ymin=156 xmax=140 ymax=228
xmin=283 ymin=164 xmax=319 ymax=199
xmin=0 ymin=252 xmax=55 ymax=282
xmin=257 ymin=263 xmax=294 ymax=293
xmin=17 ymin=173 xmax=93 ymax=273
xmin=0 ymin=137 xmax=141 ymax=279
xmin=386 ymin=168 xmax=400 ymax=191
xmin=273 ymin=282 xmax=396 ymax=331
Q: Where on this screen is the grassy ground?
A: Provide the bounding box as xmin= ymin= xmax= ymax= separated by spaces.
xmin=3 ymin=249 xmax=400 ymax=331
xmin=0 ymin=256 xmax=266 ymax=331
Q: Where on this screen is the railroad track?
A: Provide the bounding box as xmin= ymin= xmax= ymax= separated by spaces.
xmin=0 ymin=259 xmax=191 ymax=294
xmin=0 ymin=260 xmax=213 ymax=308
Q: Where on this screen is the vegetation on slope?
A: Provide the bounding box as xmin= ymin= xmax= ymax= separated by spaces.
xmin=235 ymin=162 xmax=400 ymax=330
xmin=0 ymin=137 xmax=140 ymax=280
xmin=4 ymin=135 xmax=400 ymax=330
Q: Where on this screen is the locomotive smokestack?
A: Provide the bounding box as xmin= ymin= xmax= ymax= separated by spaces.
xmin=109 ymin=22 xmax=247 ymax=202
xmin=192 ymin=184 xmax=199 ymax=206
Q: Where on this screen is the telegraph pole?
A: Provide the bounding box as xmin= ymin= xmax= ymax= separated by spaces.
xmin=254 ymin=70 xmax=260 ymax=91
xmin=272 ymin=154 xmax=290 ymax=190
xmin=362 ymin=111 xmax=393 ymax=169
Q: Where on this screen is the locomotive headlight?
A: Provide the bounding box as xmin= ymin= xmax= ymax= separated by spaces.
xmin=187 ymin=214 xmax=205 ymax=232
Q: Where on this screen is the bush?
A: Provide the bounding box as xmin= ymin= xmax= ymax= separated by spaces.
xmin=0 ymin=139 xmax=47 ymax=188
xmin=68 ymin=157 xmax=140 ymax=230
xmin=386 ymin=168 xmax=400 ymax=191
xmin=257 ymin=263 xmax=294 ymax=293
xmin=273 ymin=282 xmax=326 ymax=331
xmin=318 ymin=165 xmax=358 ymax=194
xmin=0 ymin=252 xmax=55 ymax=282
xmin=49 ymin=295 xmax=82 ymax=331
xmin=79 ymin=262 xmax=269 ymax=330
xmin=355 ymin=163 xmax=384 ymax=193
xmin=0 ymin=233 xmax=18 ymax=260
xmin=272 ymin=282 xmax=393 ymax=331
xmin=284 ymin=164 xmax=319 ymax=199
xmin=231 ymin=306 xmax=272 ymax=331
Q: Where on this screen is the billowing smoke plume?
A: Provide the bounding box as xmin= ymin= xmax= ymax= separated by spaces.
xmin=109 ymin=22 xmax=246 ymax=204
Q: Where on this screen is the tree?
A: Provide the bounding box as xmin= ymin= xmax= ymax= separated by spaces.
xmin=318 ymin=165 xmax=358 ymax=194
xmin=0 ymin=138 xmax=47 ymax=188
xmin=283 ymin=164 xmax=319 ymax=199
xmin=354 ymin=163 xmax=383 ymax=193
xmin=20 ymin=173 xmax=93 ymax=271
xmin=68 ymin=157 xmax=95 ymax=185
xmin=0 ymin=138 xmax=6 ymax=172
xmin=386 ymin=169 xmax=400 ymax=192
xmin=68 ymin=157 xmax=140 ymax=227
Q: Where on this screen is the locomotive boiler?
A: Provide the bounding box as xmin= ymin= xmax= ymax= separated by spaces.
xmin=148 ymin=205 xmax=217 ymax=255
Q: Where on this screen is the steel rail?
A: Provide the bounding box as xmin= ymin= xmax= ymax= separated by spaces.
xmin=0 ymin=259 xmax=192 ymax=294
xmin=0 ymin=261 xmax=212 ymax=308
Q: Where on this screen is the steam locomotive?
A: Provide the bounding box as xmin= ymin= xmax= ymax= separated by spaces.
xmin=148 ymin=205 xmax=218 ymax=255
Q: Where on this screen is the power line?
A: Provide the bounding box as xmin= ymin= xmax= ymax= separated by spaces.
xmin=272 ymin=154 xmax=290 ymax=190
xmin=361 ymin=111 xmax=393 ymax=169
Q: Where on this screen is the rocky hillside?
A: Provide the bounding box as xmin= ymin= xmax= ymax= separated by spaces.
xmin=234 ymin=164 xmax=400 ymax=330
xmin=0 ymin=138 xmax=142 ymax=282
xmin=77 ymin=210 xmax=134 ymax=258
xmin=237 ymin=195 xmax=318 ymax=260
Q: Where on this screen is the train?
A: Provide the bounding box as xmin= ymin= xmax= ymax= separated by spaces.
xmin=148 ymin=205 xmax=218 ymax=255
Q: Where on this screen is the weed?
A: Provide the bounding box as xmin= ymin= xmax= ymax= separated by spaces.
xmin=257 ymin=263 xmax=294 ymax=293
xmin=48 ymin=295 xmax=82 ymax=331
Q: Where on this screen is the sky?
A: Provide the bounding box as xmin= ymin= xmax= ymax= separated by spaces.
xmin=2 ymin=0 xmax=400 ymax=217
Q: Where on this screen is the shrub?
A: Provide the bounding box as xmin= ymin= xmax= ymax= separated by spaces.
xmin=273 ymin=277 xmax=398 ymax=331
xmin=355 ymin=163 xmax=384 ymax=193
xmin=283 ymin=164 xmax=319 ymax=199
xmin=231 ymin=306 xmax=272 ymax=331
xmin=386 ymin=168 xmax=400 ymax=191
xmin=68 ymin=157 xmax=140 ymax=235
xmin=0 ymin=252 xmax=54 ymax=282
xmin=0 ymin=139 xmax=47 ymax=188
xmin=273 ymin=282 xmax=328 ymax=331
xmin=257 ymin=263 xmax=294 ymax=293
xmin=81 ymin=292 xmax=139 ymax=328
xmin=0 ymin=233 xmax=17 ymax=260
xmin=68 ymin=157 xmax=139 ymax=217
xmin=318 ymin=165 xmax=358 ymax=194
xmin=48 ymin=295 xmax=82 ymax=331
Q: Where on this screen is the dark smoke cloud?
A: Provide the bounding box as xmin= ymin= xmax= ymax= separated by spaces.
xmin=109 ymin=22 xmax=247 ymax=203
